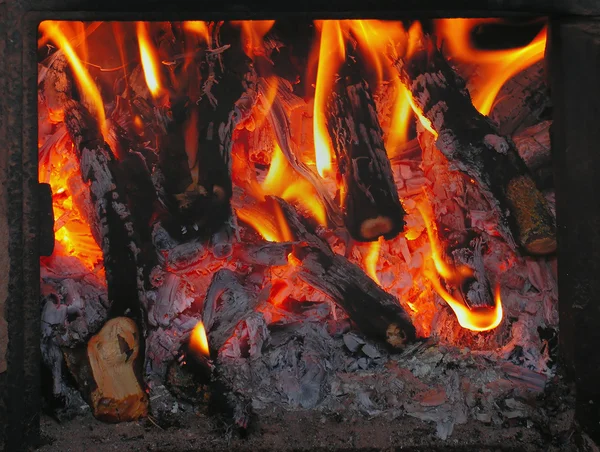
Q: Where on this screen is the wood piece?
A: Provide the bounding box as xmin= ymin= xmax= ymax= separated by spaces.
xmin=391 ymin=39 xmax=556 ymax=255
xmin=260 ymin=77 xmax=343 ymax=227
xmin=274 ymin=197 xmax=416 ymax=348
xmin=64 ymin=317 xmax=148 ymax=422
xmin=419 ymin=128 xmax=494 ymax=309
xmin=327 ymin=49 xmax=406 ymax=242
xmin=63 ymin=100 xmax=145 ymax=317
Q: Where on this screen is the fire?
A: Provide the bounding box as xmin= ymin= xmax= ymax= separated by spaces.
xmin=237 ymin=198 xmax=294 ymax=243
xmin=189 ymin=321 xmax=210 ymax=357
xmin=183 ymin=21 xmax=210 ymax=43
xmin=39 ymin=21 xmax=108 ymax=140
xmin=136 ymin=22 xmax=162 ymax=98
xmin=435 ymin=19 xmax=547 ymax=115
xmin=313 ymin=20 xmax=346 ymax=178
xmin=364 ymin=236 xmax=384 ymax=285
xmin=417 ymin=197 xmax=503 ymax=332
xmin=426 ymin=265 xmax=504 ymax=332
xmin=233 ymin=20 xmax=276 ymax=58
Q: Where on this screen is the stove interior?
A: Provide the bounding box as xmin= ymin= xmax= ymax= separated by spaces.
xmin=38 ymin=18 xmax=557 ymax=436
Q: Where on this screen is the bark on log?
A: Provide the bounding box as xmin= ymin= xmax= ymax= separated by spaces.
xmin=327 ymin=53 xmax=406 ymax=242
xmin=391 ymin=39 xmax=556 ymax=255
xmin=63 ymin=100 xmax=144 ymax=317
xmin=274 ymin=197 xmax=416 ymax=348
xmin=63 ymin=317 xmax=148 ymax=422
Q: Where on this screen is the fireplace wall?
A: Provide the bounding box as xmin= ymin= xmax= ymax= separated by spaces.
xmin=2 ymin=1 xmax=600 ymax=451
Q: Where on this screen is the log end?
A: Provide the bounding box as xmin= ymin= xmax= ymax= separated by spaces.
xmin=386 ymin=323 xmax=410 ymax=349
xmin=506 ymin=175 xmax=556 ymax=255
xmin=359 ymin=216 xmax=395 ymax=242
xmin=87 ymin=317 xmax=148 ymax=422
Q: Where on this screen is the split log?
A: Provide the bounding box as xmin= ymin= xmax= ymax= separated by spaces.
xmin=274 ymin=197 xmax=416 ymax=348
xmin=391 ymin=39 xmax=556 ymax=255
xmin=260 ymin=77 xmax=343 ymax=227
xmin=63 ymin=317 xmax=148 ymax=422
xmin=513 ymin=120 xmax=554 ymax=189
xmin=63 ymin=100 xmax=144 ymax=317
xmin=326 ymin=49 xmax=406 ymax=242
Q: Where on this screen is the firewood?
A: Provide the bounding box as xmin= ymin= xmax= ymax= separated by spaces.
xmin=63 ymin=100 xmax=145 ymax=317
xmin=260 ymin=77 xmax=343 ymax=227
xmin=326 ymin=48 xmax=406 ymax=242
xmin=391 ymin=39 xmax=556 ymax=255
xmin=274 ymin=197 xmax=416 ymax=348
xmin=63 ymin=317 xmax=148 ymax=422
xmin=419 ymin=129 xmax=495 ymax=309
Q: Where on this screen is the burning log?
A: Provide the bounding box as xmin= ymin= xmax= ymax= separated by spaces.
xmin=419 ymin=130 xmax=495 ymax=309
xmin=326 ymin=50 xmax=406 ymax=242
xmin=63 ymin=317 xmax=148 ymax=422
xmin=63 ymin=100 xmax=144 ymax=317
xmin=275 ymin=197 xmax=416 ymax=348
xmin=391 ymin=39 xmax=556 ymax=255
xmin=261 ymin=78 xmax=343 ymax=227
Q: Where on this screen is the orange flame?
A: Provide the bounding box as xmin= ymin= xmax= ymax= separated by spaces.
xmin=435 ymin=19 xmax=547 ymax=116
xmin=39 ymin=21 xmax=108 ymax=141
xmin=183 ymin=21 xmax=210 ymax=43
xmin=136 ymin=22 xmax=163 ymax=98
xmin=237 ymin=199 xmax=293 ymax=243
xmin=426 ymin=265 xmax=504 ymax=332
xmin=364 ymin=236 xmax=384 ymax=285
xmin=313 ymin=20 xmax=346 ymax=178
xmin=417 ymin=198 xmax=472 ymax=282
xmin=190 ymin=321 xmax=210 ymax=357
xmin=233 ymin=20 xmax=275 ymax=58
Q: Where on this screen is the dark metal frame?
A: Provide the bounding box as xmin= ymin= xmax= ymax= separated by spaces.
xmin=1 ymin=1 xmax=599 ymax=450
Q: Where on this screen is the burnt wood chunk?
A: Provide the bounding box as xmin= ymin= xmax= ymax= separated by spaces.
xmin=274 ymin=197 xmax=416 ymax=348
xmin=392 ymin=39 xmax=556 ymax=255
xmin=64 ymin=317 xmax=148 ymax=422
xmin=63 ymin=100 xmax=143 ymax=317
xmin=327 ymin=54 xmax=406 ymax=242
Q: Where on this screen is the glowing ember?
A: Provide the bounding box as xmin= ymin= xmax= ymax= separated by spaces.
xmin=136 ymin=22 xmax=162 ymax=98
xmin=364 ymin=236 xmax=384 ymax=286
xmin=435 ymin=19 xmax=547 ymax=116
xmin=313 ymin=20 xmax=346 ymax=178
xmin=39 ymin=21 xmax=108 ymax=140
xmin=189 ymin=321 xmax=210 ymax=357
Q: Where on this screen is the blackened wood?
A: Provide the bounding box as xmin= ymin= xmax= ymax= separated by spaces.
xmin=63 ymin=100 xmax=143 ymax=318
xmin=327 ymin=54 xmax=406 ymax=242
xmin=392 ymin=39 xmax=556 ymax=255
xmin=549 ymin=19 xmax=600 ymax=443
xmin=274 ymin=197 xmax=416 ymax=348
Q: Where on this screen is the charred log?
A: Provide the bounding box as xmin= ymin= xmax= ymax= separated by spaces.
xmin=63 ymin=100 xmax=144 ymax=318
xmin=327 ymin=52 xmax=406 ymax=242
xmin=392 ymin=39 xmax=556 ymax=255
xmin=274 ymin=197 xmax=416 ymax=348
xmin=63 ymin=317 xmax=148 ymax=422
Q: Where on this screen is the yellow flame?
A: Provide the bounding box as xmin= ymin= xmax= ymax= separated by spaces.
xmin=136 ymin=22 xmax=162 ymax=98
xmin=190 ymin=321 xmax=210 ymax=357
xmin=237 ymin=199 xmax=293 ymax=243
xmin=386 ymin=81 xmax=413 ymax=155
xmin=39 ymin=21 xmax=108 ymax=141
xmin=183 ymin=21 xmax=210 ymax=43
xmin=426 ymin=265 xmax=503 ymax=332
xmin=364 ymin=236 xmax=384 ymax=285
xmin=435 ymin=19 xmax=547 ymax=116
xmin=313 ymin=20 xmax=346 ymax=178
xmin=233 ymin=20 xmax=276 ymax=58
